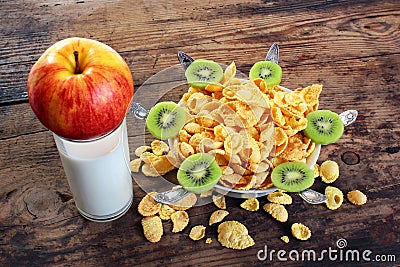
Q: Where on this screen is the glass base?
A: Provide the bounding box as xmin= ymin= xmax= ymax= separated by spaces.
xmin=76 ymin=194 xmax=133 ymax=222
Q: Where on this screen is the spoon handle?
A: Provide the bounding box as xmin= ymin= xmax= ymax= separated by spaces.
xmin=177 ymin=51 xmax=194 ymax=70
xmin=339 ymin=110 xmax=358 ymax=127
xmin=265 ymin=43 xmax=279 ymax=64
xmin=153 ymin=187 xmax=190 ymax=205
xmin=130 ymin=102 xmax=149 ymax=120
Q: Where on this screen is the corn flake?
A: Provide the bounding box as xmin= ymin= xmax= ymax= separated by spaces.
xmin=171 ymin=210 xmax=189 ymax=233
xmin=291 ymin=223 xmax=311 ymax=241
xmin=158 ymin=204 xmax=176 ymax=221
xmin=138 ymin=192 xmax=162 ymax=216
xmin=151 ymin=140 xmax=169 ymax=156
xmin=325 ymin=186 xmax=344 ymax=210
xmin=141 ymin=216 xmax=163 ymax=243
xmin=179 ymin=142 xmax=195 ymax=158
xmin=169 ymin=192 xmax=197 ymax=211
xmin=217 ymin=221 xmax=255 ymax=250
xmin=240 ymin=198 xmax=259 ymax=211
xmin=320 ymin=160 xmax=340 ymax=183
xmin=141 ymin=163 xmax=159 ymax=177
xmin=263 ymin=203 xmax=288 ymax=222
xmin=135 ymin=145 xmax=152 ymax=157
xmin=209 ymin=210 xmax=230 ymax=225
xmin=129 ymin=158 xmax=142 ymax=173
xmin=281 ymin=235 xmax=290 ymax=243
xmin=212 ymin=194 xmax=226 ymax=209
xmin=267 ymin=191 xmax=292 ymax=205
xmin=313 ymin=163 xmax=320 ymax=178
xmin=189 ymin=225 xmax=206 ymax=241
xmin=347 ymin=190 xmax=367 ymax=205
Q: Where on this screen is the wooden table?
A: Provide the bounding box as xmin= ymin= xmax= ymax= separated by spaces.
xmin=1 ymin=0 xmax=399 ymax=266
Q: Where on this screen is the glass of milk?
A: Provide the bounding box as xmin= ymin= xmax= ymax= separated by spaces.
xmin=53 ymin=118 xmax=133 ymax=222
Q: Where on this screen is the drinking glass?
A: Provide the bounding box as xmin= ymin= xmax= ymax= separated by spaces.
xmin=53 ymin=118 xmax=133 ymax=222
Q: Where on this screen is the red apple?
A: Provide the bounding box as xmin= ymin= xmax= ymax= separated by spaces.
xmin=27 ymin=37 xmax=134 ymax=140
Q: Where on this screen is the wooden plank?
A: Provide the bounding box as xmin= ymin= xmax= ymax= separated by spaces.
xmin=0 ymin=0 xmax=399 ymax=104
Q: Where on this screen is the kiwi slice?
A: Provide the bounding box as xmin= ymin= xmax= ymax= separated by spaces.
xmin=249 ymin=61 xmax=282 ymax=86
xmin=185 ymin=59 xmax=224 ymax=89
xmin=271 ymin=162 xmax=314 ymax=192
xmin=304 ymin=110 xmax=344 ymax=145
xmin=177 ymin=153 xmax=222 ymax=194
xmin=146 ymin=101 xmax=186 ymax=140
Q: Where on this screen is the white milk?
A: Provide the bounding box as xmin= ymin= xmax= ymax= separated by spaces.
xmin=54 ymin=119 xmax=133 ymax=222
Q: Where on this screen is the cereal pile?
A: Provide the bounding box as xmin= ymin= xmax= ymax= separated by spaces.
xmin=170 ymin=62 xmax=322 ymax=191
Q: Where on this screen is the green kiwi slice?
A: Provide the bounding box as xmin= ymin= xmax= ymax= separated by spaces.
xmin=271 ymin=162 xmax=314 ymax=192
xmin=184 ymin=59 xmax=224 ymax=89
xmin=304 ymin=110 xmax=344 ymax=145
xmin=146 ymin=101 xmax=186 ymax=140
xmin=249 ymin=61 xmax=282 ymax=86
xmin=177 ymin=153 xmax=222 ymax=194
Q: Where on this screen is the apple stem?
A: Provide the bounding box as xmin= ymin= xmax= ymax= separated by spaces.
xmin=74 ymin=51 xmax=82 ymax=74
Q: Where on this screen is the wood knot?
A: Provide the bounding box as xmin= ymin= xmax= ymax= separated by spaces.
xmin=341 ymin=151 xmax=360 ymax=165
xmin=23 ymin=187 xmax=71 ymax=221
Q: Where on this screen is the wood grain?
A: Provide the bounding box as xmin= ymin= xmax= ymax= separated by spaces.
xmin=1 ymin=0 xmax=399 ymax=266
xmin=1 ymin=0 xmax=399 ymax=103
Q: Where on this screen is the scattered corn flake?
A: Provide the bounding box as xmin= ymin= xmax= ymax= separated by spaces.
xmin=129 ymin=158 xmax=142 ymax=173
xmin=240 ymin=198 xmax=259 ymax=211
xmin=267 ymin=191 xmax=292 ymax=205
xmin=217 ymin=221 xmax=255 ymax=250
xmin=209 ymin=210 xmax=230 ymax=226
xmin=171 ymin=210 xmax=189 ymax=233
xmin=151 ymin=140 xmax=169 ymax=156
xmin=169 ymin=193 xmax=197 ymax=211
xmin=135 ymin=145 xmax=152 ymax=157
xmin=320 ymin=160 xmax=339 ymax=183
xmin=291 ymin=223 xmax=311 ymax=241
xmin=325 ymin=186 xmax=344 ymax=210
xmin=206 ymin=238 xmax=213 ymax=244
xmin=138 ymin=192 xmax=162 ymax=217
xmin=313 ymin=163 xmax=320 ymax=178
xmin=263 ymin=203 xmax=288 ymax=222
xmin=347 ymin=190 xmax=367 ymax=205
xmin=158 ymin=204 xmax=176 ymax=221
xmin=189 ymin=225 xmax=206 ymax=241
xmin=141 ymin=216 xmax=163 ymax=243
xmin=212 ymin=194 xmax=226 ymax=209
xmin=280 ymin=235 xmax=290 ymax=243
